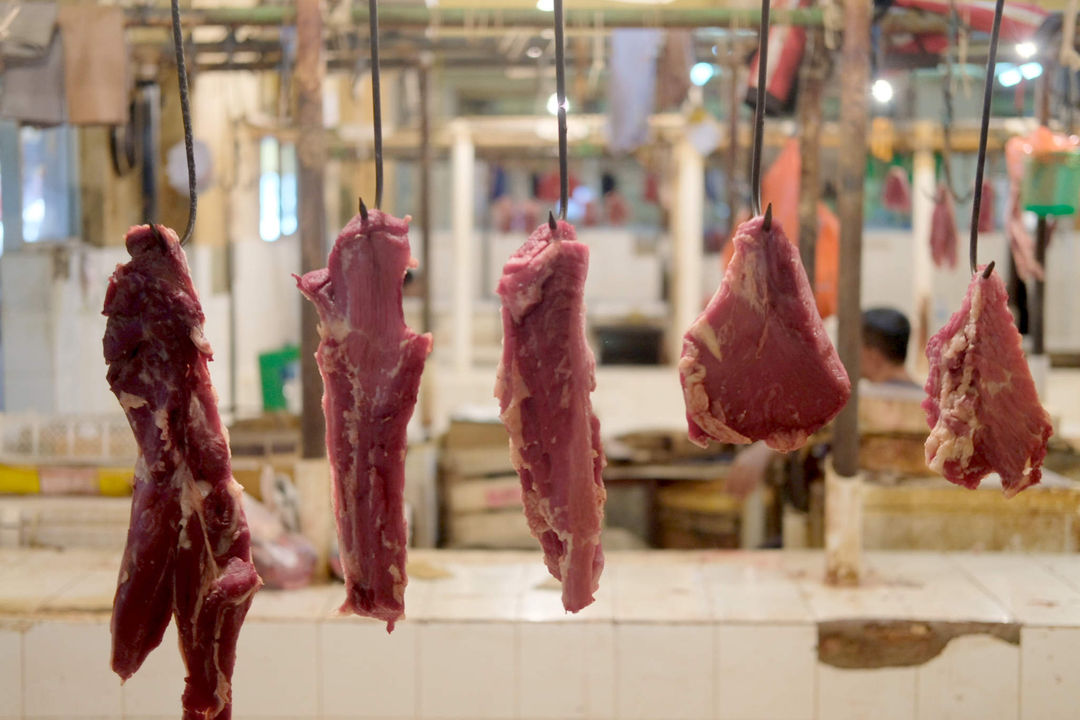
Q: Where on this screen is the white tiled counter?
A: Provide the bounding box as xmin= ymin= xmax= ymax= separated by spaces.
xmin=2 ymin=549 xmax=1079 ymax=720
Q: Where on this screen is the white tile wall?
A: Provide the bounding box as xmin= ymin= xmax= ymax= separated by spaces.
xmin=320 ymin=620 xmax=418 ymax=719
xmin=615 ymin=624 xmax=713 ymax=720
xmin=419 ymin=622 xmax=517 ymax=719
xmin=121 ymin=622 xmax=185 ymax=717
xmin=518 ymin=622 xmax=614 ymax=720
xmin=1020 ymin=627 xmax=1080 ymax=720
xmin=916 ymin=633 xmax=1019 ymax=720
xmin=817 ymin=664 xmax=917 ymax=720
xmin=23 ymin=620 xmax=121 ymax=717
xmin=231 ymin=621 xmax=319 ymax=718
xmin=0 ymin=624 xmax=22 ymax=718
xmin=716 ymin=624 xmax=816 ymax=720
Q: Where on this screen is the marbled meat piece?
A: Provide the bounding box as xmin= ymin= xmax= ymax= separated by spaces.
xmin=882 ymin=166 xmax=912 ymax=213
xmin=104 ymin=224 xmax=261 ymax=720
xmin=930 ymin=183 xmax=959 ymax=270
xmin=495 ymin=218 xmax=606 ymax=613
xmin=295 ymin=209 xmax=431 ymax=631
xmin=923 ymin=266 xmax=1053 ymax=496
xmin=679 ymin=213 xmax=851 ymax=452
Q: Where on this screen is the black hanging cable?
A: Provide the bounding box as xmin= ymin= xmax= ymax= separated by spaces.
xmin=750 ymin=0 xmax=770 ymax=226
xmin=554 ymin=0 xmax=568 ymax=221
xmin=969 ymin=0 xmax=1004 ymax=278
xmin=369 ymin=0 xmax=384 ymax=209
xmin=171 ymin=0 xmax=197 ymax=246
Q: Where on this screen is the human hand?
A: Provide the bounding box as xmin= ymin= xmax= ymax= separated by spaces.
xmin=725 ymin=441 xmax=775 ymax=500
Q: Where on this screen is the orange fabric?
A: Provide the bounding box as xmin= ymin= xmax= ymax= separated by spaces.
xmin=723 ymin=138 xmax=839 ymax=318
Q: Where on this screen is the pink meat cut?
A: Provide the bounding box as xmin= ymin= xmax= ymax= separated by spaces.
xmin=495 ymin=218 xmax=606 ymax=613
xmin=930 ymin=183 xmax=959 ymax=270
xmin=105 ymin=225 xmax=261 ymax=720
xmin=882 ymin=166 xmax=912 ymax=213
xmin=923 ymin=266 xmax=1053 ymax=496
xmin=295 ymin=209 xmax=431 ymax=631
xmin=977 ymin=179 xmax=995 ymax=232
xmin=680 ymin=213 xmax=851 ymax=452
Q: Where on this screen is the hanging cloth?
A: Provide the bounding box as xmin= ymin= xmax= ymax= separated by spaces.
xmin=57 ymin=5 xmax=128 ymax=124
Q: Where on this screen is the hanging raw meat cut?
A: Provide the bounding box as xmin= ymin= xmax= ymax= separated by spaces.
xmin=680 ymin=212 xmax=851 ymax=452
xmin=495 ymin=217 xmax=606 ymax=613
xmin=923 ymin=266 xmax=1053 ymax=496
xmin=105 ymin=224 xmax=261 ymax=720
xmin=882 ymin=166 xmax=912 ymax=213
xmin=296 ymin=208 xmax=432 ymax=632
xmin=930 ymin=183 xmax=959 ymax=269
xmin=977 ymin=178 xmax=995 ymax=232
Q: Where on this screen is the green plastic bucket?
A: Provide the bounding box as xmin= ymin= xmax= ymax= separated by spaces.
xmin=1022 ymin=151 xmax=1080 ymax=216
xmin=258 ymin=345 xmax=300 ymax=412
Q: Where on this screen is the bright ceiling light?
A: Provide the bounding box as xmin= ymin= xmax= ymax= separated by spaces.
xmin=536 ymin=0 xmax=554 ymax=11
xmin=525 ymin=45 xmax=542 ymax=59
xmin=1020 ymin=61 xmax=1043 ymax=80
xmin=999 ymin=66 xmax=1023 ymax=87
xmin=871 ymin=78 xmax=894 ymax=104
xmin=1016 ymin=41 xmax=1037 ymax=59
xmin=546 ymin=92 xmax=568 ymax=115
xmin=690 ymin=62 xmax=715 ymax=87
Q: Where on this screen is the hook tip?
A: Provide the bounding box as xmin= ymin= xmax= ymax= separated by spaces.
xmin=762 ymin=203 xmax=773 ymax=230
xmin=548 ymin=210 xmax=558 ymax=232
xmin=981 ymin=260 xmax=996 ymax=279
xmin=359 ymin=197 xmax=368 ymax=222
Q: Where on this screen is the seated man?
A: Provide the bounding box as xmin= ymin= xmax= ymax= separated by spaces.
xmin=726 ymin=306 xmax=917 ymax=498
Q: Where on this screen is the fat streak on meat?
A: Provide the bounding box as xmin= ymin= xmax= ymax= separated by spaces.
xmin=105 ymin=224 xmax=261 ymax=720
xmin=923 ymin=267 xmax=1053 ymax=496
xmin=295 ymin=209 xmax=431 ymax=631
xmin=679 ymin=213 xmax=851 ymax=452
xmin=495 ymin=218 xmax=606 ymax=613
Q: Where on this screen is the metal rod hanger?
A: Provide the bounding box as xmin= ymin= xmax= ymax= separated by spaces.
xmin=158 ymin=0 xmax=197 ymax=247
xmin=554 ymin=0 xmax=568 ymax=221
xmin=749 ymin=0 xmax=770 ymax=226
xmin=122 ymin=5 xmax=827 ymax=30
xmin=969 ymin=0 xmax=1004 ymax=278
xmin=369 ymin=0 xmax=384 ymax=210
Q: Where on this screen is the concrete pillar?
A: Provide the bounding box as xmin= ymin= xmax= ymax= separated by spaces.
xmin=911 ymin=125 xmax=936 ymax=377
xmin=670 ymin=136 xmax=704 ymax=363
xmin=0 ymin=120 xmax=22 ymax=252
xmin=450 ymin=121 xmax=475 ymax=372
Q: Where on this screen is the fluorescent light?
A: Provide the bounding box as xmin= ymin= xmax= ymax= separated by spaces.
xmin=1020 ymin=62 xmax=1043 ymax=80
xmin=690 ymin=62 xmax=715 ymax=87
xmin=536 ymin=0 xmax=554 ymax=11
xmin=546 ymin=92 xmax=568 ymax=115
xmin=999 ymin=66 xmax=1023 ymax=87
xmin=1016 ymin=41 xmax=1037 ymax=59
xmin=525 ymin=46 xmax=542 ymax=59
xmin=871 ymin=78 xmax=894 ymax=104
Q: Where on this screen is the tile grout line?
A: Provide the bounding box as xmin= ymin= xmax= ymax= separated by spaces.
xmin=943 ymin=554 xmax=1015 ymax=625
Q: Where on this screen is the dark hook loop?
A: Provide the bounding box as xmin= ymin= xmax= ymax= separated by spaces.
xmin=969 ymin=0 xmax=1004 ymax=275
xmin=171 ymin=0 xmax=196 ymax=246
xmin=749 ymin=0 xmax=770 ymax=218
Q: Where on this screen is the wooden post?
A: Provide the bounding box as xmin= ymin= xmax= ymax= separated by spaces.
xmin=450 ymin=120 xmax=475 ymax=374
xmin=826 ymin=0 xmax=870 ymax=586
xmin=1030 ymin=73 xmax=1051 ymax=358
xmin=911 ymin=123 xmax=936 ymax=376
xmin=297 ymin=0 xmax=326 ymax=460
xmin=726 ymin=47 xmax=741 ymax=232
xmin=418 ymin=57 xmax=434 ymax=433
xmin=796 ymin=31 xmax=825 ymax=285
xmin=671 ymin=135 xmax=705 ymax=363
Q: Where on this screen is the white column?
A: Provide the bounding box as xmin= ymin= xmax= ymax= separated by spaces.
xmin=450 ymin=121 xmax=475 ymax=373
xmin=911 ymin=123 xmax=936 ymax=377
xmin=670 ymin=136 xmax=705 ymax=363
